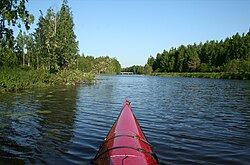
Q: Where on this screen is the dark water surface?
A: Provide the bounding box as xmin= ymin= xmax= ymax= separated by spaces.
xmin=1 ymin=75 xmax=250 ymax=164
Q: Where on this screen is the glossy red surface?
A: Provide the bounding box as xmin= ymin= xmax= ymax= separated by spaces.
xmin=92 ymin=99 xmax=159 ymax=165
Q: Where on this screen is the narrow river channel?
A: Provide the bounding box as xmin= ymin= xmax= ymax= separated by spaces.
xmin=1 ymin=75 xmax=250 ymax=164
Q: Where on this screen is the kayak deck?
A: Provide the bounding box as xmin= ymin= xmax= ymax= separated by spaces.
xmin=92 ymin=99 xmax=159 ymax=165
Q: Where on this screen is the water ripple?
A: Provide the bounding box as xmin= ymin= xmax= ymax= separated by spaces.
xmin=1 ymin=76 xmax=250 ymax=164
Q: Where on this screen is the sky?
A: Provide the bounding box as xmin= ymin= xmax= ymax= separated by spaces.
xmin=23 ymin=0 xmax=250 ymax=68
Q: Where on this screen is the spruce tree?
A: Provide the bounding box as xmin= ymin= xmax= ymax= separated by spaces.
xmin=56 ymin=0 xmax=78 ymax=69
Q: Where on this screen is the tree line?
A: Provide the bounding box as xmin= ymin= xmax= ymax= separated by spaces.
xmin=0 ymin=0 xmax=121 ymax=74
xmin=77 ymin=55 xmax=121 ymax=74
xmin=122 ymin=65 xmax=152 ymax=75
xmin=147 ymin=31 xmax=250 ymax=73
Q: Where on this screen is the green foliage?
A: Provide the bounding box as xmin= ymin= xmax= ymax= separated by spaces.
xmin=0 ymin=0 xmax=124 ymax=93
xmin=122 ymin=65 xmax=144 ymax=74
xmin=144 ymin=64 xmax=153 ymax=75
xmin=240 ymin=58 xmax=250 ymax=72
xmin=149 ymin=31 xmax=250 ymax=73
xmin=76 ymin=55 xmax=121 ymax=74
xmin=147 ymin=56 xmax=155 ymax=67
xmin=56 ymin=0 xmax=78 ymax=69
xmin=30 ymin=1 xmax=79 ymax=71
xmin=199 ymin=63 xmax=210 ymax=72
xmin=52 ymin=69 xmax=95 ymax=85
xmin=43 ymin=8 xmax=58 ymax=71
xmin=77 ymin=55 xmax=94 ymax=72
xmin=0 ymin=67 xmax=95 ymax=92
xmin=112 ymin=58 xmax=122 ymax=74
xmin=0 ymin=67 xmax=50 ymax=92
xmin=0 ymin=0 xmax=34 ymax=46
xmin=15 ymin=30 xmax=35 ymax=66
xmin=0 ymin=36 xmax=18 ymax=67
xmin=223 ymin=59 xmax=241 ymax=72
xmin=223 ymin=58 xmax=250 ymax=72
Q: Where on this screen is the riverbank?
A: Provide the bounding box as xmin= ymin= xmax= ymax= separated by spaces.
xmin=0 ymin=68 xmax=95 ymax=92
xmin=150 ymin=72 xmax=250 ymax=80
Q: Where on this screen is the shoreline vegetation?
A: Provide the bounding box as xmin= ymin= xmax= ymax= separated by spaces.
xmin=122 ymin=30 xmax=250 ymax=80
xmin=150 ymin=72 xmax=250 ymax=80
xmin=0 ymin=1 xmax=121 ymax=93
xmin=0 ymin=67 xmax=95 ymax=93
xmin=1 ymin=1 xmax=249 ymax=94
xmin=122 ymin=65 xmax=250 ymax=80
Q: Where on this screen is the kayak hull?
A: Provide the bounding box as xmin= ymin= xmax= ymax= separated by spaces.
xmin=92 ymin=99 xmax=159 ymax=165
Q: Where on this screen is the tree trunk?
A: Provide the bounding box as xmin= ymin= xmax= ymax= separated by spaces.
xmin=22 ymin=51 xmax=25 ymax=65
xmin=36 ymin=53 xmax=39 ymax=69
xmin=28 ymin=52 xmax=30 ymax=66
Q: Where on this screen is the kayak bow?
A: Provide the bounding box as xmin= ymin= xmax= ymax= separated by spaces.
xmin=92 ymin=99 xmax=159 ymax=165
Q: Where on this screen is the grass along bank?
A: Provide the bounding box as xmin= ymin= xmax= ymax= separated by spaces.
xmin=0 ymin=68 xmax=95 ymax=92
xmin=150 ymin=72 xmax=250 ymax=80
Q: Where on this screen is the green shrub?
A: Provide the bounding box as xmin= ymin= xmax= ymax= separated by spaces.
xmin=0 ymin=68 xmax=95 ymax=92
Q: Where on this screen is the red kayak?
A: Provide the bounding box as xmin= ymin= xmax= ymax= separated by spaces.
xmin=92 ymin=99 xmax=159 ymax=165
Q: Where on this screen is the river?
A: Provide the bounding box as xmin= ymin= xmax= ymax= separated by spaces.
xmin=0 ymin=75 xmax=250 ymax=164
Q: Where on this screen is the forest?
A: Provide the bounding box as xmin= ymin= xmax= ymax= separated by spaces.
xmin=147 ymin=31 xmax=250 ymax=73
xmin=1 ymin=0 xmax=249 ymax=93
xmin=0 ymin=0 xmax=121 ymax=92
xmin=123 ymin=31 xmax=250 ymax=79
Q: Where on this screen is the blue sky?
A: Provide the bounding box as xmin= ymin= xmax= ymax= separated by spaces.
xmin=24 ymin=0 xmax=250 ymax=67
